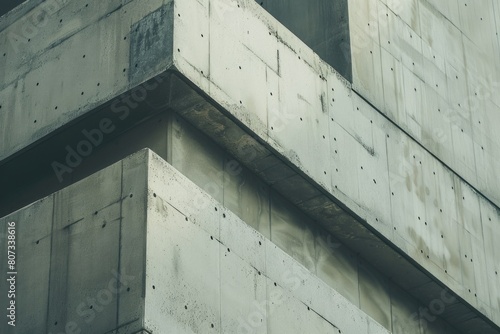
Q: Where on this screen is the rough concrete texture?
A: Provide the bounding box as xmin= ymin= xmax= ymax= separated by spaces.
xmin=166 ymin=0 xmax=500 ymax=328
xmin=167 ymin=114 xmax=465 ymax=333
xmin=0 ymin=0 xmax=173 ymax=161
xmin=349 ymin=0 xmax=500 ymax=209
xmin=1 ymin=149 xmax=392 ymax=334
xmin=0 ymin=0 xmax=499 ymax=332
xmin=0 ymin=149 xmax=150 ymax=334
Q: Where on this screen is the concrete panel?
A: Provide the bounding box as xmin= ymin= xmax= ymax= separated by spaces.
xmin=455 ymin=182 xmax=482 ymax=240
xmin=388 ymin=0 xmax=421 ymax=34
xmin=144 ymin=200 xmax=221 ymax=333
xmin=269 ymin=38 xmax=331 ymax=190
xmin=387 ymin=127 xmax=426 ymax=250
xmin=419 ymin=84 xmax=453 ymax=158
xmin=351 ymin=30 xmax=384 ymax=108
xmin=423 ymin=0 xmax=461 ymax=28
xmin=220 ymin=245 xmax=268 ymax=334
xmin=401 ymin=64 xmax=425 ymax=140
xmin=398 ymin=23 xmax=424 ymax=82
xmin=419 ymin=153 xmax=446 ymax=270
xmin=208 ymin=7 xmax=269 ymax=139
xmin=53 ymin=159 xmax=122 ymax=225
xmin=328 ymin=104 xmax=392 ymax=237
xmin=439 ymin=216 xmax=462 ymax=286
xmin=130 ymin=3 xmax=174 ymax=86
xmin=172 ymin=0 xmax=209 ymax=92
xmin=380 ymin=46 xmax=405 ymax=123
xmin=220 ymin=208 xmax=267 ymax=275
xmin=148 ymin=150 xmax=221 ymax=239
xmin=62 ymin=203 xmax=121 ymax=334
xmin=456 ymin=226 xmax=476 ymax=307
xmin=118 ymin=149 xmax=149 ymax=330
xmin=471 ymin=99 xmax=500 ymax=206
xmin=265 ymin=279 xmax=339 ymax=334
xmin=353 ymin=95 xmax=392 ymax=230
xmin=457 ymin=0 xmax=497 ymax=57
xmin=0 ymin=196 xmax=53 ymax=333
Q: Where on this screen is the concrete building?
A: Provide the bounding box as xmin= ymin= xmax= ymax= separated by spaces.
xmin=1 ymin=0 xmax=499 ymax=333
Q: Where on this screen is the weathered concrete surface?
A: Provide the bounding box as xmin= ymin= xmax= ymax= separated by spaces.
xmin=166 ymin=115 xmax=465 ymax=333
xmin=349 ymin=0 xmax=500 ymax=210
xmin=0 ymin=0 xmax=499 ymax=332
xmin=1 ymin=149 xmax=393 ymax=334
xmin=166 ymin=0 xmax=500 ymax=329
xmin=0 ymin=0 xmax=173 ymax=162
xmin=0 ymin=149 xmax=150 ymax=334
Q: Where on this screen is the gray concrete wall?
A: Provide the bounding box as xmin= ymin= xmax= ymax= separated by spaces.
xmin=168 ymin=0 xmax=500 ymax=326
xmin=168 ymin=115 xmax=461 ymax=333
xmin=0 ymin=149 xmax=149 ymax=334
xmin=0 ymin=0 xmax=172 ymax=161
xmin=1 ymin=0 xmax=499 ymax=332
xmin=1 ymin=149 xmax=395 ymax=333
xmin=349 ymin=0 xmax=500 ymax=209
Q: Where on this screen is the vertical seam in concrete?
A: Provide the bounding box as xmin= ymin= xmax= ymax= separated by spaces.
xmin=143 ymin=152 xmax=149 ymax=314
xmin=384 ymin=130 xmax=394 ymax=236
xmin=45 ymin=193 xmax=56 ymax=332
xmin=116 ymin=159 xmax=124 ymax=329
